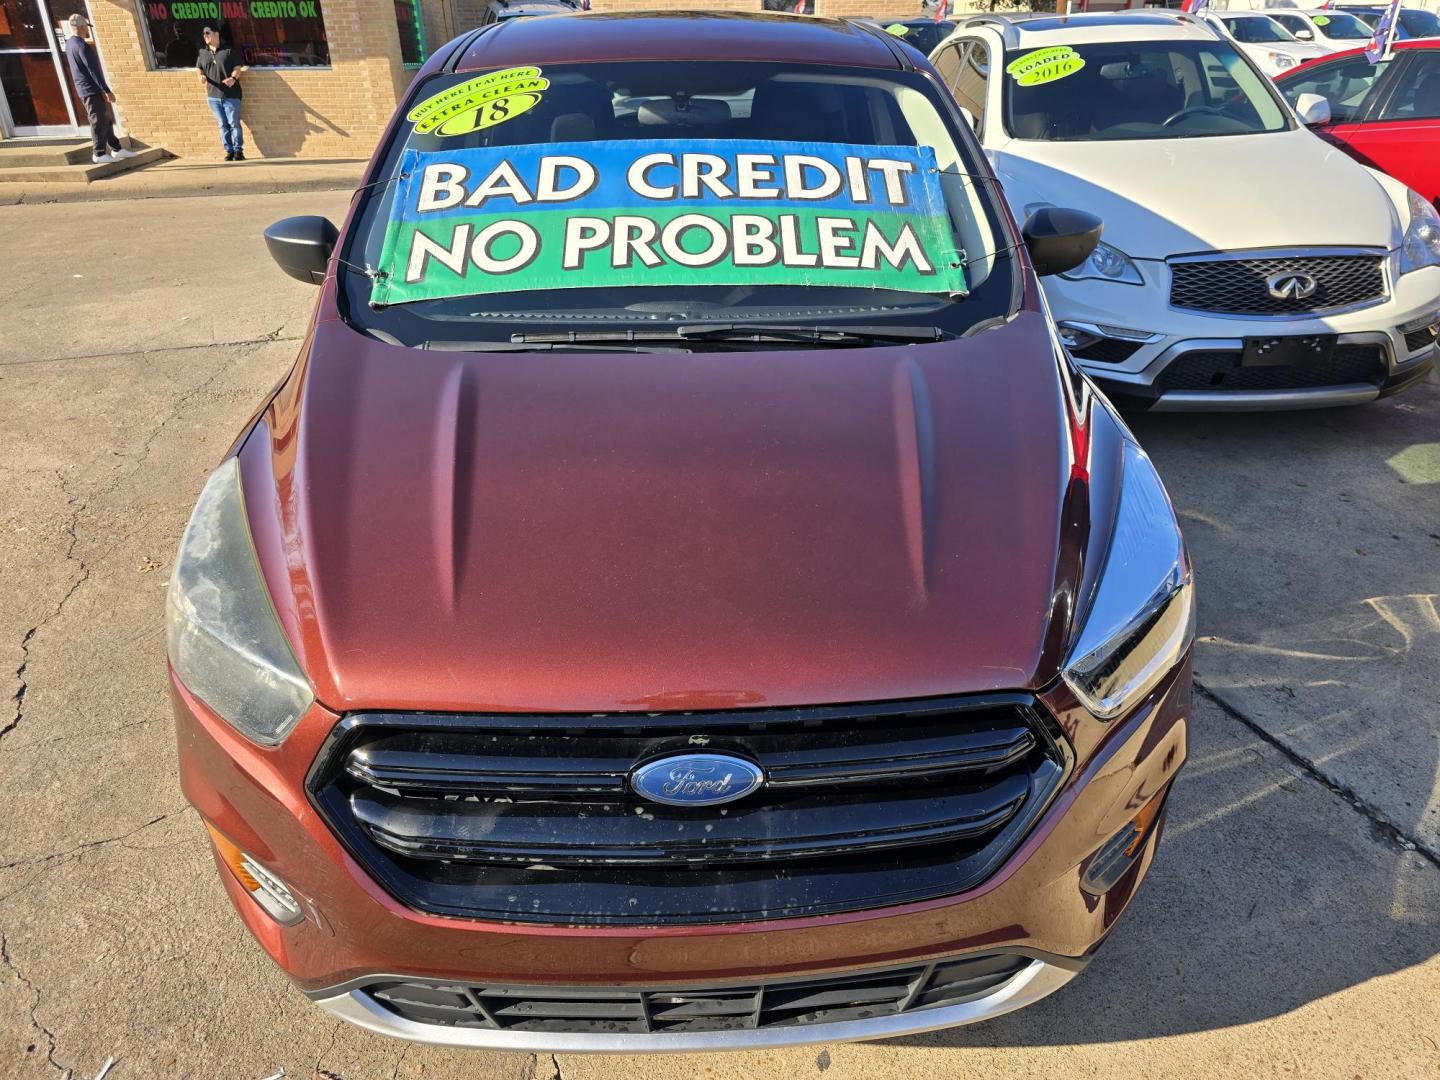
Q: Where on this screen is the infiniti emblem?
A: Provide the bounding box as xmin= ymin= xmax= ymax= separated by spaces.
xmin=1266 ymin=272 xmax=1318 ymax=301
xmin=630 ymin=753 xmax=764 ymax=807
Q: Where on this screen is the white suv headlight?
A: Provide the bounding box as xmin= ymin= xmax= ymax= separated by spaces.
xmin=1400 ymin=188 xmax=1440 ymax=275
xmin=1059 ymin=240 xmax=1145 ymax=286
xmin=1269 ymin=51 xmax=1298 ymax=70
xmin=166 ymin=458 xmax=313 ymax=745
xmin=1064 ymin=440 xmax=1194 ymax=719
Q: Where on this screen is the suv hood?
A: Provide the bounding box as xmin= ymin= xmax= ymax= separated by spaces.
xmin=239 ymin=313 xmax=1081 ymax=714
xmin=994 ymin=129 xmax=1398 ymax=258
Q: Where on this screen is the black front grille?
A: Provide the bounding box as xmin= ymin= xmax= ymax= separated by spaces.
xmin=1156 ymin=346 xmax=1387 ymax=393
xmin=307 ymin=696 xmax=1069 ymax=925
xmin=1169 ymin=254 xmax=1385 ymax=315
xmin=359 ymin=952 xmax=1031 ymax=1034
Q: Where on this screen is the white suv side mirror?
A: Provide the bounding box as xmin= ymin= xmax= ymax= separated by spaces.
xmin=1295 ymin=28 xmax=1315 ymax=39
xmin=958 ymin=106 xmax=979 ymax=130
xmin=1295 ymin=92 xmax=1332 ymax=127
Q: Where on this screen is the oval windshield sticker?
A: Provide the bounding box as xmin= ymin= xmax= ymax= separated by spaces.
xmin=408 ymin=67 xmax=551 ymax=137
xmin=1006 ymin=46 xmax=1086 ymax=87
xmin=1312 ymin=15 xmax=1330 ymax=24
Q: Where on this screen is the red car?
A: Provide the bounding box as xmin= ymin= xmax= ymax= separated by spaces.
xmin=1277 ymin=40 xmax=1440 ymax=206
xmin=167 ymin=13 xmax=1194 ymax=1050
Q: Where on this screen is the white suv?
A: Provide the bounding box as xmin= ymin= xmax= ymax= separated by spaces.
xmin=1204 ymin=13 xmax=1328 ymax=76
xmin=932 ymin=11 xmax=1440 ymax=409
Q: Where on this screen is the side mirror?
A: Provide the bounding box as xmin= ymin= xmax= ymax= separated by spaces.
xmin=1295 ymin=28 xmax=1314 ymax=39
xmin=958 ymin=105 xmax=979 ymax=130
xmin=1295 ymin=92 xmax=1332 ymax=127
xmin=1021 ymin=207 xmax=1103 ymax=277
xmin=264 ymin=215 xmax=338 ymax=284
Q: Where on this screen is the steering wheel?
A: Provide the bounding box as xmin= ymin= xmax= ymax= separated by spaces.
xmin=1162 ymin=105 xmax=1227 ymax=127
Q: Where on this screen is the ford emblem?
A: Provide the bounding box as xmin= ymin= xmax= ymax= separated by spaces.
xmin=630 ymin=752 xmax=764 ymax=807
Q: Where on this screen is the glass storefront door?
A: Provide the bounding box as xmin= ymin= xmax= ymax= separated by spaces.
xmin=0 ymin=0 xmax=83 ymax=137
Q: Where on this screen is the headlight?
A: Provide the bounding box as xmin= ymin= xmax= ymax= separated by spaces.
xmin=166 ymin=458 xmax=313 ymax=745
xmin=1064 ymin=439 xmax=1194 ymax=719
xmin=1270 ymin=52 xmax=1297 ymax=70
xmin=1399 ymin=188 xmax=1440 ymax=275
xmin=1059 ymin=240 xmax=1145 ymax=286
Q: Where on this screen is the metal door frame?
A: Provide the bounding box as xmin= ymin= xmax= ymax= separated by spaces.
xmin=0 ymin=0 xmax=84 ymax=138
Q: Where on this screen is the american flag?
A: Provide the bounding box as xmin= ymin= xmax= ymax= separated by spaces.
xmin=935 ymin=0 xmax=950 ymax=21
xmin=1182 ymin=0 xmax=1210 ymax=15
xmin=1365 ymin=0 xmax=1402 ymax=63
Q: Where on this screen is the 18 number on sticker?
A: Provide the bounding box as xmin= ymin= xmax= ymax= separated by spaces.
xmin=407 ymin=67 xmax=550 ymax=137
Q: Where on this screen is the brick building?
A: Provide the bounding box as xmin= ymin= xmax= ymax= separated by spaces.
xmin=1 ymin=0 xmax=992 ymax=160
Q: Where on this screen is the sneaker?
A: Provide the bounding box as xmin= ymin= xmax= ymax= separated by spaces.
xmin=112 ymin=147 xmax=137 ymax=160
xmin=224 ymin=151 xmax=235 ymax=161
xmin=92 ymin=152 xmax=116 ymax=164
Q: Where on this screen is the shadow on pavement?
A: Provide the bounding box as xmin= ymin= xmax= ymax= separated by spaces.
xmin=890 ymin=692 xmax=1439 ymax=1047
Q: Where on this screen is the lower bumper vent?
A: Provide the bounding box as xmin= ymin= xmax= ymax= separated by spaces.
xmin=358 ymin=953 xmax=1031 ymax=1035
xmin=1156 ymin=345 xmax=1386 ymax=393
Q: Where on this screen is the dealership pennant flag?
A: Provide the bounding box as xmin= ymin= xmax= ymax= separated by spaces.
xmin=1365 ymin=0 xmax=1402 ymax=63
xmin=371 ymin=139 xmax=967 ymax=306
xmin=793 ymin=0 xmax=804 ymax=12
xmin=935 ymin=0 xmax=950 ymax=22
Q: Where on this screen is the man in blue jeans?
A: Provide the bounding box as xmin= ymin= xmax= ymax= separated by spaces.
xmin=196 ymin=27 xmax=248 ymax=161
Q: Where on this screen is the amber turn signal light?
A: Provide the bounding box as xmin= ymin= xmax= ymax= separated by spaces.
xmin=205 ymin=822 xmax=305 ymax=926
xmin=1081 ymin=786 xmax=1170 ymax=896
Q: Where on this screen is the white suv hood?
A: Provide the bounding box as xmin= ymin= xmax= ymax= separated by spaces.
xmin=995 ymin=129 xmax=1399 ymax=258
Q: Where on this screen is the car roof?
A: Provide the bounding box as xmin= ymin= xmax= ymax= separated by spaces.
xmin=456 ymin=12 xmax=903 ymax=71
xmin=957 ymin=11 xmax=1223 ymax=49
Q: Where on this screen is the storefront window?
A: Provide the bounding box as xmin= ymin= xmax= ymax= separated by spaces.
xmin=142 ymin=0 xmax=330 ymax=68
xmin=393 ymin=0 xmax=424 ymax=66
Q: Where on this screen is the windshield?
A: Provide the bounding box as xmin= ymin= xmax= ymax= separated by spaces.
xmin=1399 ymin=9 xmax=1440 ymax=36
xmin=1003 ymin=40 xmax=1292 ymax=141
xmin=339 ymin=61 xmax=1014 ymax=349
xmin=897 ymin=21 xmax=955 ymax=55
xmin=1222 ymin=16 xmax=1298 ymax=43
xmin=1311 ymin=13 xmax=1372 ymax=40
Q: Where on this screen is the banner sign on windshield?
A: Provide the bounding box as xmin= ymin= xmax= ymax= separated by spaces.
xmin=370 ymin=139 xmax=967 ymax=306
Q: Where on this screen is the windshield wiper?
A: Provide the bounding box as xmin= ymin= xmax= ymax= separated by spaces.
xmin=421 ymin=340 xmax=690 ymax=353
xmin=509 ymin=324 xmax=949 ymax=348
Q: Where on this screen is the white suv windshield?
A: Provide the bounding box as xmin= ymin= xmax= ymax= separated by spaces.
xmin=1222 ymin=16 xmax=1298 ymax=44
xmin=1003 ymin=40 xmax=1292 ymax=141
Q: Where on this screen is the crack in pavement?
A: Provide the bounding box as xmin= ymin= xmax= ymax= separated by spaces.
xmin=3 ymin=471 xmax=92 ymax=750
xmin=0 ymin=807 xmax=191 ymax=877
xmin=5 ymin=332 xmax=277 ymax=755
xmin=1 ymin=930 xmax=71 ymax=1078
xmin=0 ymin=329 xmax=302 ymax=369
xmin=313 ymin=1020 xmax=343 ymax=1080
xmin=1195 ymin=679 xmax=1440 ymax=870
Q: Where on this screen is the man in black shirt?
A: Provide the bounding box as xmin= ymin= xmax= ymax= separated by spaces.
xmin=196 ymin=26 xmax=248 ymax=161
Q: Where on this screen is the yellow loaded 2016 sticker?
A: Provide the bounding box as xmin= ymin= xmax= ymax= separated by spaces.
xmin=408 ymin=67 xmax=551 ymax=137
xmin=1006 ymin=47 xmax=1086 ymax=87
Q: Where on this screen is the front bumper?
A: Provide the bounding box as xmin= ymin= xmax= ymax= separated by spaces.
xmin=1049 ymin=263 xmax=1440 ymax=410
xmin=173 ymin=655 xmax=1190 ymax=1049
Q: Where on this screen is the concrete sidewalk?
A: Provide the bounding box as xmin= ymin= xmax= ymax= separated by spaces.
xmin=0 ymin=153 xmax=367 ymax=205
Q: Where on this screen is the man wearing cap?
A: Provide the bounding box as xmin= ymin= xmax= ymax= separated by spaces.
xmin=64 ymin=14 xmax=135 ymax=165
xmin=196 ymin=26 xmax=248 ymax=161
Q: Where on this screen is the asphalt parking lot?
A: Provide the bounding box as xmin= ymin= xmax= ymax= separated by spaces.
xmin=1 ymin=190 xmax=1437 ymax=1079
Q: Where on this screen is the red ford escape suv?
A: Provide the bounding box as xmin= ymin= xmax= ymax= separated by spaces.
xmin=167 ymin=13 xmax=1194 ymax=1051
